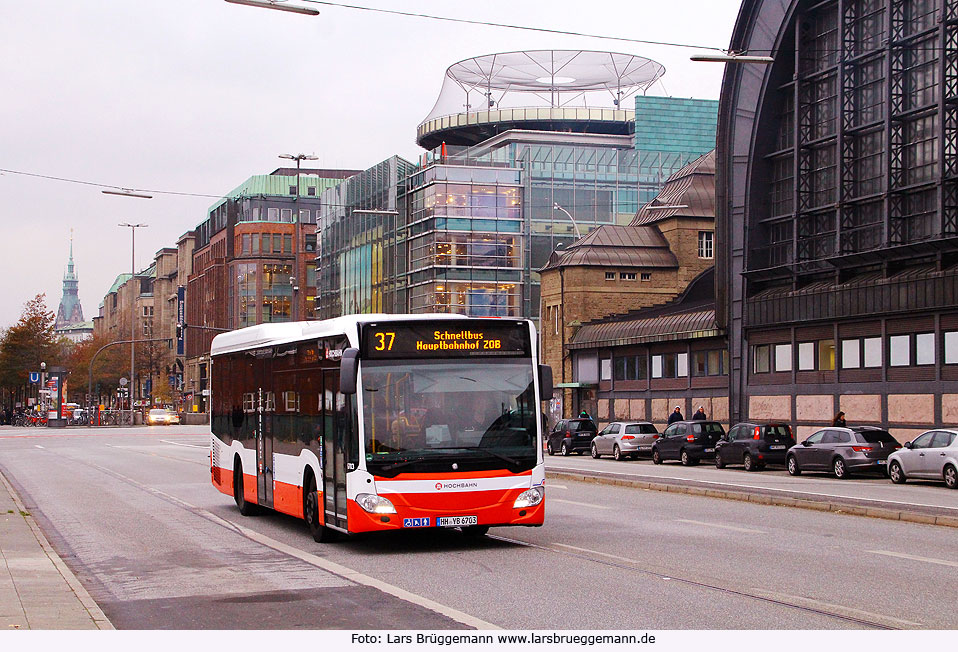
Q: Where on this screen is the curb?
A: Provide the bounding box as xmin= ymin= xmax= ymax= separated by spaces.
xmin=0 ymin=471 xmax=114 ymax=630
xmin=546 ymin=469 xmax=958 ymax=529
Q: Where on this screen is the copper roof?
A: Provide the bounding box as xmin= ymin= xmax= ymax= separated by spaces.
xmin=567 ymin=267 xmax=720 ymax=349
xmin=631 ymin=149 xmax=715 ymax=226
xmin=540 ymin=224 xmax=678 ymax=271
xmin=569 ymin=308 xmax=719 ymax=349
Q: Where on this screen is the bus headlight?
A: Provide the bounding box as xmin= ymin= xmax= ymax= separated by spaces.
xmin=355 ymin=493 xmax=396 ymax=514
xmin=513 ymin=486 xmax=544 ymax=509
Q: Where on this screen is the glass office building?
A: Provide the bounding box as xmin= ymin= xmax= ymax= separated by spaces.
xmin=635 ymin=96 xmax=719 ymax=205
xmin=315 ymin=50 xmax=719 ymax=321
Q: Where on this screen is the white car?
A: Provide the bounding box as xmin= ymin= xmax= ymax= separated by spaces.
xmin=147 ymin=408 xmax=176 ymax=426
xmin=591 ymin=421 xmax=659 ymax=461
xmin=887 ymin=429 xmax=958 ymax=489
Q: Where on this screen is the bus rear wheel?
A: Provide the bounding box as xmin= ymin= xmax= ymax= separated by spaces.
xmin=304 ymin=475 xmax=335 ymax=543
xmin=234 ymin=461 xmax=259 ymax=516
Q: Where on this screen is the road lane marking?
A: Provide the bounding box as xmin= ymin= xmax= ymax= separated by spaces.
xmin=550 ymin=543 xmax=634 ymax=564
xmin=72 ymin=458 xmax=499 ymax=630
xmin=34 ymin=445 xmax=44 ymax=449
xmin=547 ymin=484 xmax=568 ymax=489
xmin=550 ymin=498 xmax=609 ymax=510
xmin=867 ymin=550 xmax=958 ymax=568
xmin=159 ymin=439 xmax=208 ymax=449
xmin=676 ymin=519 xmax=764 ymax=534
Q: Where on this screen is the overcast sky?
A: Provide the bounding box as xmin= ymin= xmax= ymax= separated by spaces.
xmin=0 ymin=0 xmax=740 ymax=329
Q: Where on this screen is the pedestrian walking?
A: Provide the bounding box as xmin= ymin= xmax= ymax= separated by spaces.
xmin=667 ymin=405 xmax=684 ymax=424
xmin=692 ymin=405 xmax=707 ymax=420
xmin=832 ymin=411 xmax=847 ymax=427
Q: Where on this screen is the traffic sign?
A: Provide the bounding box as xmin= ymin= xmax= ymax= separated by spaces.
xmin=29 ymin=372 xmax=40 ymax=384
xmin=119 ymin=377 xmax=128 ymax=386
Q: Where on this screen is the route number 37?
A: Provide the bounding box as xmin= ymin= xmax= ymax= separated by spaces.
xmin=374 ymin=332 xmax=395 ymax=351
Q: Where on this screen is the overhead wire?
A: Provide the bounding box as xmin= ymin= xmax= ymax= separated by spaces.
xmin=296 ymin=0 xmax=729 ymax=53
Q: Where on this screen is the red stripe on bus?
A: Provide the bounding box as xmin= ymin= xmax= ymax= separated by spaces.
xmin=374 ymin=469 xmax=532 ymax=482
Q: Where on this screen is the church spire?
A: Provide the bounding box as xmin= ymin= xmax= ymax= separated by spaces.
xmin=56 ymin=231 xmax=84 ymax=330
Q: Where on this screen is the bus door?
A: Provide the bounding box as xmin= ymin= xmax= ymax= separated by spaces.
xmin=255 ymin=358 xmax=274 ymax=510
xmin=322 ymin=369 xmax=347 ymax=529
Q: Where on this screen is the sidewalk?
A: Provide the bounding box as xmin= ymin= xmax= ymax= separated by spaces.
xmin=0 ymin=470 xmax=112 ymax=630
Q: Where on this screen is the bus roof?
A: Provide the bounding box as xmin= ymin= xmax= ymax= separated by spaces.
xmin=209 ymin=313 xmax=522 ymax=356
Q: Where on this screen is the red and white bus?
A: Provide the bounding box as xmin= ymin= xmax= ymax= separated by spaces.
xmin=210 ymin=314 xmax=552 ymax=541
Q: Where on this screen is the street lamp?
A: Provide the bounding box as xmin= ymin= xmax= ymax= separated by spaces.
xmin=224 ymin=0 xmax=320 ymax=15
xmin=553 ymin=202 xmax=582 ymax=238
xmin=689 ymin=52 xmax=775 ymax=64
xmin=279 ymin=153 xmax=318 ymax=199
xmin=118 ymin=223 xmax=148 ymax=423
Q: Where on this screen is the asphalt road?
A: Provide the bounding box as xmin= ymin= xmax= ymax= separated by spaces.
xmin=0 ymin=425 xmax=955 ymax=630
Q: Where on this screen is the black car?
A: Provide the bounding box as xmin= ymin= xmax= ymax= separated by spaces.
xmin=547 ymin=418 xmax=598 ymax=456
xmin=786 ymin=426 xmax=901 ymax=479
xmin=715 ymin=422 xmax=795 ymax=471
xmin=651 ymin=420 xmax=725 ymax=466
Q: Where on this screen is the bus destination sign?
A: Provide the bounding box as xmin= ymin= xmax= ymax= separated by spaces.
xmin=363 ymin=321 xmax=529 ymax=359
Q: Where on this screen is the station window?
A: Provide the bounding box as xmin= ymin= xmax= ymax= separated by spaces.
xmin=752 ymin=344 xmax=771 ymax=373
xmin=620 ymin=272 xmax=636 ymax=280
xmin=946 ymin=331 xmax=958 ymax=364
xmin=605 ymin=271 xmax=615 ymax=280
xmin=916 ymin=333 xmax=935 ymax=365
xmin=640 ymin=272 xmax=651 ymax=281
xmin=889 ymin=335 xmax=910 ymax=367
xmin=774 ymin=344 xmax=792 ymax=372
xmin=698 ymin=231 xmax=714 ymax=259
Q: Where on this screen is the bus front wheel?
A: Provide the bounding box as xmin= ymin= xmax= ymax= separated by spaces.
xmin=304 ymin=475 xmax=335 ymax=543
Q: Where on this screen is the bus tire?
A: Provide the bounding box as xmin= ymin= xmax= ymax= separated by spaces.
xmin=234 ymin=460 xmax=259 ymax=516
xmin=304 ymin=473 xmax=335 ymax=543
xmin=461 ymin=525 xmax=490 ymax=537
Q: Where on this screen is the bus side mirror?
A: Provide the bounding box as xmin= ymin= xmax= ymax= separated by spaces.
xmin=340 ymin=348 xmax=360 ymax=395
xmin=538 ymin=364 xmax=553 ymax=401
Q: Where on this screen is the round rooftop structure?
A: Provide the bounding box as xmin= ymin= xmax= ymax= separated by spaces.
xmin=417 ymin=50 xmax=666 ymax=150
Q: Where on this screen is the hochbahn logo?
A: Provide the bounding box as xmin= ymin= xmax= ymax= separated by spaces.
xmin=435 ymin=481 xmax=479 ymax=490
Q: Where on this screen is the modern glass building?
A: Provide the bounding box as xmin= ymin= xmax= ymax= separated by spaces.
xmin=635 ymin=96 xmax=719 ymax=205
xmin=717 ymin=0 xmax=958 ymax=436
xmin=316 ymin=50 xmax=720 ymax=322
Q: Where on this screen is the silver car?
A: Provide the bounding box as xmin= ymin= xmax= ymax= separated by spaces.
xmin=591 ymin=421 xmax=659 ymax=461
xmin=887 ymin=429 xmax=958 ymax=489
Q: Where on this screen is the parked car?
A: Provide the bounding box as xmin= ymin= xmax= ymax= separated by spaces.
xmin=591 ymin=421 xmax=659 ymax=460
xmin=147 ymin=408 xmax=176 ymax=426
xmin=887 ymin=429 xmax=958 ymax=489
xmin=786 ymin=426 xmax=900 ymax=479
xmin=715 ymin=422 xmax=795 ymax=471
xmin=547 ymin=418 xmax=598 ymax=456
xmin=651 ymin=420 xmax=725 ymax=466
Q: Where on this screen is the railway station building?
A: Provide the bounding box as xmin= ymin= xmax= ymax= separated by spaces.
xmin=717 ymin=0 xmax=958 ymax=439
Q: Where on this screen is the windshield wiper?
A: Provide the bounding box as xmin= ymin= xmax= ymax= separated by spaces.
xmin=380 ymin=455 xmax=433 ymax=472
xmin=468 ymin=448 xmax=522 ymax=468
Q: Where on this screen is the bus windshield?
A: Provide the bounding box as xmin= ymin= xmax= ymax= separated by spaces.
xmin=361 ymin=358 xmax=538 ymax=476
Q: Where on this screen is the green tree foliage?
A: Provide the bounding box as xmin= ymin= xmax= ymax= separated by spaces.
xmin=0 ymin=294 xmax=63 ymax=391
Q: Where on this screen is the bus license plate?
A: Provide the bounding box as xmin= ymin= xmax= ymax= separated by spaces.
xmin=438 ymin=515 xmax=478 ymax=527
